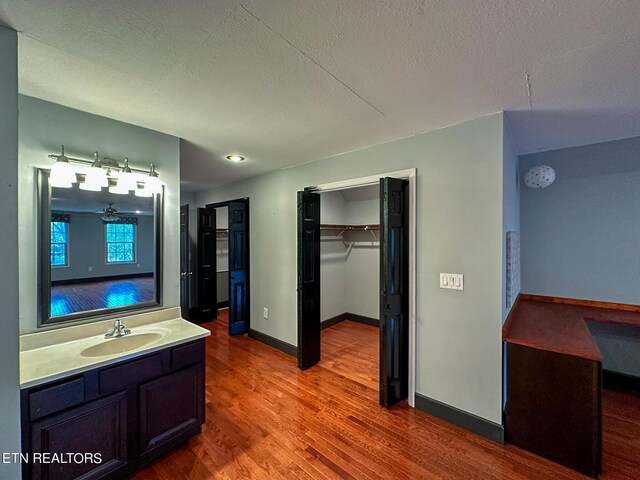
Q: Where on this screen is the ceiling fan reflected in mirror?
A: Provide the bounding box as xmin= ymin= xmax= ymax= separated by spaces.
xmin=101 ymin=202 xmax=120 ymax=223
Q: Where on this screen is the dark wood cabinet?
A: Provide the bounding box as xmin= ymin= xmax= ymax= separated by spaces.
xmin=139 ymin=364 xmax=204 ymax=456
xmin=21 ymin=339 xmax=206 ymax=480
xmin=31 ymin=393 xmax=128 ymax=480
xmin=505 ymin=342 xmax=601 ymax=478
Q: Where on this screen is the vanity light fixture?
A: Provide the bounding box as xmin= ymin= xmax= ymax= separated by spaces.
xmin=49 ymin=145 xmax=77 ymax=188
xmin=79 ymin=152 xmax=109 ymax=191
xmin=48 ymin=148 xmax=162 ymax=196
xmin=135 ymin=184 xmax=153 ymax=197
xmin=118 ymin=158 xmax=138 ymax=190
xmin=145 ymin=163 xmax=162 ymax=194
xmin=226 ymin=154 xmax=245 ymax=163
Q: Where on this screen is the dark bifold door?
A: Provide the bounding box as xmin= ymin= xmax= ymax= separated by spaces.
xmin=180 ymin=205 xmax=191 ymax=320
xmin=297 ymin=190 xmax=321 ymax=370
xmin=228 ymin=201 xmax=250 ymax=335
xmin=379 ymin=177 xmax=409 ymax=408
xmin=197 ymin=207 xmax=217 ymax=321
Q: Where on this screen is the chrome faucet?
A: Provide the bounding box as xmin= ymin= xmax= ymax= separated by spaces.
xmin=105 ymin=319 xmax=131 ymax=339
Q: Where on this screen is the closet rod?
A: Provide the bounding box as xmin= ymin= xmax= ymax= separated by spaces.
xmin=320 ymin=224 xmax=380 ymax=231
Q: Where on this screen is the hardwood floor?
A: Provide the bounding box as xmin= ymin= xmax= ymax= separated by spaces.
xmin=133 ymin=310 xmax=640 ymax=480
xmin=50 ymin=276 xmax=155 ymax=316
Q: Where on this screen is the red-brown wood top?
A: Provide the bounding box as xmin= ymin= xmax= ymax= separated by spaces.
xmin=503 ymin=296 xmax=640 ymax=361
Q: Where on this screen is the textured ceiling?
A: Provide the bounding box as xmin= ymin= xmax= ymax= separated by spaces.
xmin=1 ymin=1 xmax=639 ymax=192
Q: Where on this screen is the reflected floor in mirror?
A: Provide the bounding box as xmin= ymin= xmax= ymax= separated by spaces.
xmin=50 ymin=276 xmax=155 ymax=316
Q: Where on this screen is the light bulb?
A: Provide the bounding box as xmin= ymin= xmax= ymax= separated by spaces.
xmin=145 ymin=175 xmax=162 ymax=194
xmin=135 ymin=184 xmax=153 ymax=197
xmin=50 ymin=146 xmax=76 ymax=188
xmin=118 ymin=158 xmax=138 ymax=191
xmin=79 ymin=181 xmax=102 ymax=192
xmin=109 ymin=183 xmax=130 ymax=195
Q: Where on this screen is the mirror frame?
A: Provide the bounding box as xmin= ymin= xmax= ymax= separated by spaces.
xmin=38 ymin=169 xmax=164 ymax=327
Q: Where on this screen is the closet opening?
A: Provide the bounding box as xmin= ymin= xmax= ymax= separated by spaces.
xmin=297 ymin=170 xmax=416 ymax=408
xmin=186 ymin=198 xmax=250 ymax=335
xmin=319 ymin=186 xmax=381 ymax=395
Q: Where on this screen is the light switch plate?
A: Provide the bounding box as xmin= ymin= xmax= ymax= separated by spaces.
xmin=440 ymin=273 xmax=463 ymax=291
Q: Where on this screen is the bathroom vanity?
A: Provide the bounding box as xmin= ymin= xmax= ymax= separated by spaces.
xmin=20 ymin=311 xmax=209 ymax=480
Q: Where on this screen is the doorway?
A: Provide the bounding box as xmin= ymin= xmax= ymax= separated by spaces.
xmin=297 ymin=169 xmax=416 ymax=408
xmin=203 ymin=198 xmax=250 ymax=336
xmin=319 ymin=185 xmax=381 ymax=393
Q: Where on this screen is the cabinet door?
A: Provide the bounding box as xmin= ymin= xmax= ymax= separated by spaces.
xmin=30 ymin=392 xmax=128 ymax=480
xmin=139 ymin=364 xmax=205 ymax=455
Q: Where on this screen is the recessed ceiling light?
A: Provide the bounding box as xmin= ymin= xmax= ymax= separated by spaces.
xmin=226 ymin=155 xmax=245 ymax=163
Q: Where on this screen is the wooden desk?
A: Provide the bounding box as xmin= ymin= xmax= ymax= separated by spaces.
xmin=503 ymin=296 xmax=640 ymax=478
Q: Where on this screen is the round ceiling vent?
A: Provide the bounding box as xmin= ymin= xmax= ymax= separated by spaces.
xmin=524 ymin=165 xmax=556 ymax=189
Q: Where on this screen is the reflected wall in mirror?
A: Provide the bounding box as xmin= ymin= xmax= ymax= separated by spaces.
xmin=39 ymin=170 xmax=162 ymax=326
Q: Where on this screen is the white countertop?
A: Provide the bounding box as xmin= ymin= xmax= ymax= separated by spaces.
xmin=20 ymin=310 xmax=210 ymax=389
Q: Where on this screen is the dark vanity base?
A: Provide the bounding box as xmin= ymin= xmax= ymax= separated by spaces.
xmin=21 ymin=339 xmax=206 ymax=480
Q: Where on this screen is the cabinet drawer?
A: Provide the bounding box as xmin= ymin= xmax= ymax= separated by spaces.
xmin=99 ymin=354 xmax=162 ymax=395
xmin=29 ymin=377 xmax=85 ymax=421
xmin=171 ymin=340 xmax=205 ymax=370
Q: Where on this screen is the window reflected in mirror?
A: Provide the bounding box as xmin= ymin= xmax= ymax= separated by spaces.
xmin=40 ymin=171 xmax=162 ymax=325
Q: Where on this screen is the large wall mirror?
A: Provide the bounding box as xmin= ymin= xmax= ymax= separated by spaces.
xmin=39 ymin=170 xmax=163 ymax=326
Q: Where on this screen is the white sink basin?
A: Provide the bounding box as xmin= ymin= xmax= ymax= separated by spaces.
xmin=81 ymin=332 xmax=164 ymax=358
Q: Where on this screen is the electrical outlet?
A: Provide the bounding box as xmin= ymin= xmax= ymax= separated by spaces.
xmin=440 ymin=273 xmax=463 ymax=291
xmin=88 ymin=266 xmax=93 ymax=272
xmin=263 ymin=307 xmax=269 ymax=319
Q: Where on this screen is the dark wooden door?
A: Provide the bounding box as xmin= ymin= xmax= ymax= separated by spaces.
xmin=30 ymin=392 xmax=128 ymax=480
xmin=197 ymin=207 xmax=217 ymax=321
xmin=139 ymin=364 xmax=205 ymax=456
xmin=379 ymin=177 xmax=409 ymax=408
xmin=180 ymin=205 xmax=191 ymax=320
xmin=297 ymin=190 xmax=321 ymax=370
xmin=228 ymin=201 xmax=250 ymax=335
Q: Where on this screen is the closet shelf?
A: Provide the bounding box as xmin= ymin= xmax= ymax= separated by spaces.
xmin=216 ymin=228 xmax=228 ymax=238
xmin=320 ymin=224 xmax=379 ymax=242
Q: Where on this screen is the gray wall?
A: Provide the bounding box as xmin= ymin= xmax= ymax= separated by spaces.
xmin=502 ymin=123 xmax=520 ymax=322
xmin=520 ymin=136 xmax=640 ymax=377
xmin=588 ymin=322 xmax=640 ymax=377
xmin=51 ymin=213 xmax=154 ymax=282
xmin=0 ymin=25 xmax=21 ymax=479
xmin=344 ymin=197 xmax=379 ymax=320
xmin=319 ymin=191 xmax=380 ymax=322
xmin=19 ymin=95 xmax=181 ymax=333
xmin=520 ymin=136 xmax=640 ymax=303
xmin=195 ymin=113 xmax=507 ymax=424
xmin=320 ymin=191 xmax=348 ymax=320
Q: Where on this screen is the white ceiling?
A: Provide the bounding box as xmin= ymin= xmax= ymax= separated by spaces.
xmin=2 ymin=1 xmax=640 ymax=192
